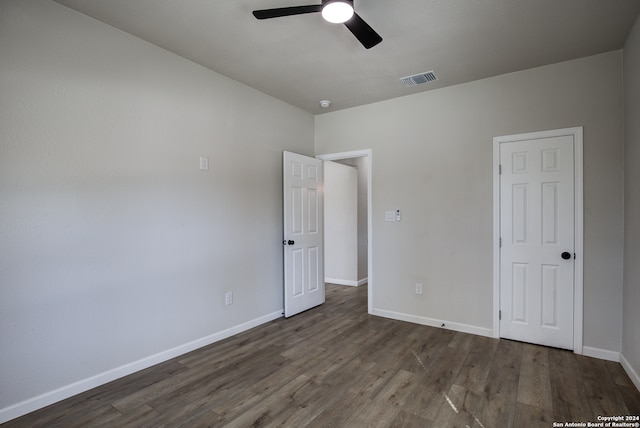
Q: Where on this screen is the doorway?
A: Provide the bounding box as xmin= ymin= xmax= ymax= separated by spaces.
xmin=493 ymin=128 xmax=583 ymax=352
xmin=317 ymin=150 xmax=373 ymax=314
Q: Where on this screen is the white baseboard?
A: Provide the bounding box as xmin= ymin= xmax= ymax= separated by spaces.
xmin=0 ymin=310 xmax=283 ymax=424
xmin=582 ymin=346 xmax=620 ymax=362
xmin=371 ymin=308 xmax=494 ymax=338
xmin=325 ymin=277 xmax=367 ymax=287
xmin=620 ymin=353 xmax=640 ymax=391
xmin=370 ymin=309 xmax=629 ymax=366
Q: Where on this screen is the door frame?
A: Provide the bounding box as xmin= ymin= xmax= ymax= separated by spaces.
xmin=492 ymin=127 xmax=583 ymax=353
xmin=316 ymin=149 xmax=373 ymax=314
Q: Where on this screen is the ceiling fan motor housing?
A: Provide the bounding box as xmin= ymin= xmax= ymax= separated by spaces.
xmin=321 ymin=0 xmax=354 ymax=23
xmin=322 ymin=0 xmax=353 ymax=6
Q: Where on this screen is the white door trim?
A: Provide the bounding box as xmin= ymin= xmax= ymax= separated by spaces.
xmin=316 ymin=149 xmax=373 ymax=315
xmin=493 ymin=127 xmax=583 ymax=354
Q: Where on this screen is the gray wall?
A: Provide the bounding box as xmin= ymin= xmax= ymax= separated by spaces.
xmin=316 ymin=51 xmax=625 ymax=351
xmin=324 ymin=161 xmax=358 ymax=284
xmin=623 ymin=15 xmax=640 ymax=387
xmin=0 ymin=0 xmax=314 ymax=419
xmin=336 ymin=156 xmax=369 ymax=282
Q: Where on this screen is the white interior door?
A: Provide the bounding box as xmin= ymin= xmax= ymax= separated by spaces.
xmin=283 ymin=151 xmax=324 ymax=317
xmin=499 ymin=135 xmax=575 ymax=349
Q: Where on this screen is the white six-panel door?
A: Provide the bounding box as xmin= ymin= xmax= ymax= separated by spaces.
xmin=498 ymin=134 xmax=576 ymax=350
xmin=283 ymin=151 xmax=324 ymax=317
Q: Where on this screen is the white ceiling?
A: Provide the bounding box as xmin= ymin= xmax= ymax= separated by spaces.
xmin=53 ymin=0 xmax=640 ymax=115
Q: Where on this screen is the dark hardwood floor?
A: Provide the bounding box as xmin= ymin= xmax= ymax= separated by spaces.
xmin=5 ymin=284 xmax=639 ymax=427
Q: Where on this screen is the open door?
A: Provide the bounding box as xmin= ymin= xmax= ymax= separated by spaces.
xmin=283 ymin=151 xmax=324 ymax=317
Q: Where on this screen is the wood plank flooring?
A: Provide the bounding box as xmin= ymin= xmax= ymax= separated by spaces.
xmin=5 ymin=284 xmax=639 ymax=427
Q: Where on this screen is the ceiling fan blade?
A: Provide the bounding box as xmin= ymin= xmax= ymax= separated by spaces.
xmin=253 ymin=5 xmax=322 ymax=20
xmin=344 ymin=12 xmax=382 ymax=49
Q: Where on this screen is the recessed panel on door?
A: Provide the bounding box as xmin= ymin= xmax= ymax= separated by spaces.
xmin=291 ymin=187 xmax=303 ymax=235
xmin=541 ymin=182 xmax=558 ymax=245
xmin=512 ymin=152 xmax=528 ymax=174
xmin=512 ymin=184 xmax=528 ymax=244
xmin=307 ymin=165 xmax=318 ymax=181
xmin=292 ymin=248 xmax=304 ymax=297
xmin=308 ymin=188 xmax=318 ymax=234
xmin=541 ymin=264 xmax=559 ymax=328
xmin=541 ymin=149 xmax=559 ymax=172
xmin=512 ymin=263 xmax=528 ymax=323
xmin=292 ymin=162 xmax=303 ymax=179
xmin=307 ymin=246 xmax=319 ymax=292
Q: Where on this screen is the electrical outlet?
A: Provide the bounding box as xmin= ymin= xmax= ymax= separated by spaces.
xmin=415 ymin=283 xmax=423 ymax=295
xmin=225 ymin=291 xmax=233 ymax=306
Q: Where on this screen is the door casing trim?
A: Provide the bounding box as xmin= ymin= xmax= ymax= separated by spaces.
xmin=492 ymin=127 xmax=583 ymax=354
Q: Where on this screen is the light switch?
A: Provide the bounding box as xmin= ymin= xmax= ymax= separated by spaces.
xmin=199 ymin=156 xmax=209 ymax=171
xmin=385 ymin=211 xmax=395 ymax=222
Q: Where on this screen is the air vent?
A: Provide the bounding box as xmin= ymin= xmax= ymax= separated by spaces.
xmin=400 ymin=70 xmax=438 ymax=87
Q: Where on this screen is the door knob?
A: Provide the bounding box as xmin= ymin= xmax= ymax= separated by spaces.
xmin=288 ymin=240 xmax=295 ymax=245
xmin=561 ymin=252 xmax=572 ymax=260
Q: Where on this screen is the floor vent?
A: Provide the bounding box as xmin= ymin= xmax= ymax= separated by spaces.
xmin=400 ymin=70 xmax=438 ymax=87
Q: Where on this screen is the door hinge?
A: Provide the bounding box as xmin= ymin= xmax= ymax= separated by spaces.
xmin=499 ymin=310 xmax=502 ymax=320
xmin=499 ymin=164 xmax=502 ymax=175
xmin=499 ymin=237 xmax=502 ymax=248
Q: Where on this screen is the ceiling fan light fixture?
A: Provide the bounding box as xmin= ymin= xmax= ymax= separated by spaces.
xmin=252 ymin=0 xmax=381 ymax=49
xmin=321 ymin=0 xmax=354 ymax=24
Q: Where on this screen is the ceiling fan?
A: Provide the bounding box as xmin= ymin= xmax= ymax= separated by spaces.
xmin=252 ymin=0 xmax=382 ymax=49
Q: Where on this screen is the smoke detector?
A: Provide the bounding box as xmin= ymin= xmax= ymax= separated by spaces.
xmin=320 ymin=100 xmax=331 ymax=108
xmin=400 ymin=70 xmax=438 ymax=87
